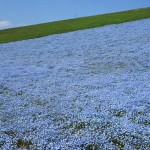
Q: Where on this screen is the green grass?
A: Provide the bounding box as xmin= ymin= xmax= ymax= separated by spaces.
xmin=0 ymin=7 xmax=150 ymax=43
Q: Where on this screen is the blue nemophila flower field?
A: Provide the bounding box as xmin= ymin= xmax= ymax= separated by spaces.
xmin=0 ymin=19 xmax=150 ymax=150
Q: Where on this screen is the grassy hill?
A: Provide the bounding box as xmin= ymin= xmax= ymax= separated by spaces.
xmin=0 ymin=7 xmax=150 ymax=43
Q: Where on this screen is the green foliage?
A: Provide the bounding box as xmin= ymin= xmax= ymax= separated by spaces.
xmin=111 ymin=138 xmax=125 ymax=149
xmin=0 ymin=7 xmax=150 ymax=43
xmin=110 ymin=108 xmax=126 ymax=118
xmin=80 ymin=143 xmax=99 ymax=150
xmin=4 ymin=130 xmax=16 ymax=136
xmin=17 ymin=139 xmax=32 ymax=149
xmin=0 ymin=141 xmax=5 ymax=148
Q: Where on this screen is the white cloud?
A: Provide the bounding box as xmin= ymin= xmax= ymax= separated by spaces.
xmin=18 ymin=23 xmax=29 ymax=27
xmin=0 ymin=21 xmax=12 ymax=29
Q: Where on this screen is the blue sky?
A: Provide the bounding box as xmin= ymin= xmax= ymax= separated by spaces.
xmin=0 ymin=0 xmax=150 ymax=29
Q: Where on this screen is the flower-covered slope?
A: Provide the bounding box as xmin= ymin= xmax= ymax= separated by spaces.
xmin=0 ymin=19 xmax=150 ymax=149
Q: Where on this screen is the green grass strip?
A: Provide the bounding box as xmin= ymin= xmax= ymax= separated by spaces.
xmin=0 ymin=7 xmax=150 ymax=43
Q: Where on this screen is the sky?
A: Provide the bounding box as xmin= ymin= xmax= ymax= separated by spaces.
xmin=0 ymin=0 xmax=150 ymax=29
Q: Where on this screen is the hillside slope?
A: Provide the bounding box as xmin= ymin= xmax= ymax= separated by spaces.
xmin=0 ymin=7 xmax=150 ymax=43
xmin=0 ymin=19 xmax=150 ymax=149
